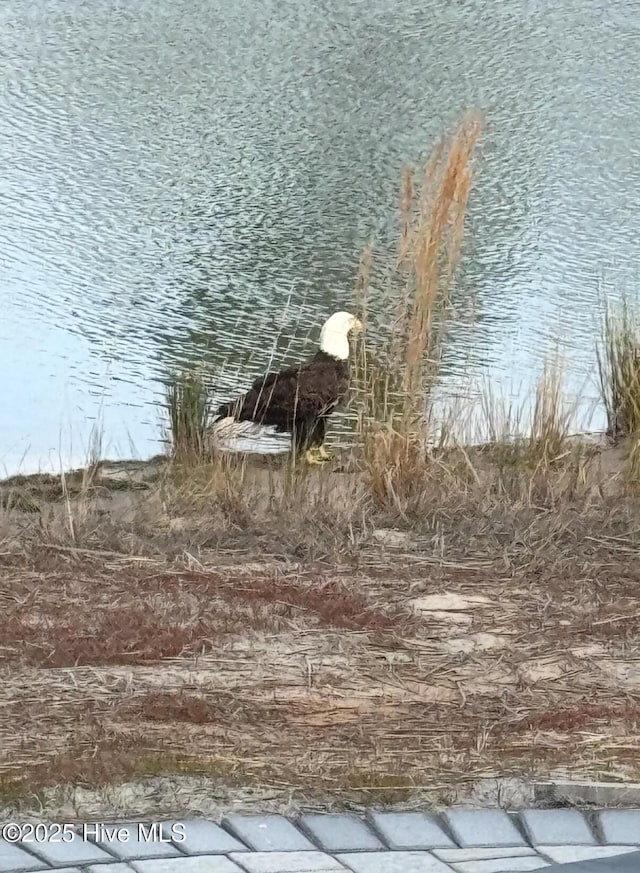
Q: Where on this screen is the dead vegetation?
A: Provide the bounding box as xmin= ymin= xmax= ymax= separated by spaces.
xmin=3 ymin=502 xmax=640 ymax=819
xmin=3 ymin=112 xmax=640 ymax=818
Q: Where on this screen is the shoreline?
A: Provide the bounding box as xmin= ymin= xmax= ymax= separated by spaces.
xmin=0 ymin=424 xmax=619 ymax=488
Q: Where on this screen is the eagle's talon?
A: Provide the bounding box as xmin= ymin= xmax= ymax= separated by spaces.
xmin=304 ymin=448 xmax=329 ymax=465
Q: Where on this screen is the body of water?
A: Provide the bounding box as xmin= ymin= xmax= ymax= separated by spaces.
xmin=1 ymin=0 xmax=639 ymax=473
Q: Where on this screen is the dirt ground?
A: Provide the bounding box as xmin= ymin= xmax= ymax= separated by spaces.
xmin=2 ymin=445 xmax=640 ymax=822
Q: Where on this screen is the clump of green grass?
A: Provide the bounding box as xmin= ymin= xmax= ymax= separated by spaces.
xmin=0 ymin=777 xmax=45 ymax=809
xmin=597 ymin=301 xmax=640 ymax=440
xmin=165 ymin=369 xmax=213 ymax=464
xmin=343 ymin=767 xmax=416 ymax=804
xmin=596 ymin=301 xmax=640 ymax=481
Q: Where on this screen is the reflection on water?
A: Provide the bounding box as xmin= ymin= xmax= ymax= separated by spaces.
xmin=1 ymin=0 xmax=639 ymax=473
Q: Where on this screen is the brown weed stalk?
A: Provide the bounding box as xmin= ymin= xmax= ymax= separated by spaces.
xmin=353 ymin=112 xmax=483 ymax=509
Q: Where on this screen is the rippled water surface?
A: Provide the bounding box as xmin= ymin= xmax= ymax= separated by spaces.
xmin=1 ymin=0 xmax=640 ymax=472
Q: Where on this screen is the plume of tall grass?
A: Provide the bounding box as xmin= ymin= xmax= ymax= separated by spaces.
xmin=354 ymin=112 xmax=483 ymax=425
xmin=393 ymin=112 xmax=482 ymax=418
xmin=165 ymin=369 xmax=213 ymax=464
xmin=352 ymin=111 xmax=483 ymax=509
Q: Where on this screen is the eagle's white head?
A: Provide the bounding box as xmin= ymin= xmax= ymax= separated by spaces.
xmin=319 ymin=311 xmax=363 ymax=360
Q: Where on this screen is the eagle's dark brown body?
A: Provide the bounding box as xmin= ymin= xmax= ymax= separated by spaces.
xmin=216 ymin=350 xmax=350 ymax=453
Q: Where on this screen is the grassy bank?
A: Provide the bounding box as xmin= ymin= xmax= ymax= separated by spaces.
xmin=3 ymin=113 xmax=640 ymax=820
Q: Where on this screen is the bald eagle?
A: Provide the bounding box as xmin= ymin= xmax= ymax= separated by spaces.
xmin=212 ymin=311 xmax=362 ymax=464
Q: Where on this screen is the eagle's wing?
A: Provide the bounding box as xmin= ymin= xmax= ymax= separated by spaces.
xmin=227 ymin=362 xmax=309 ymax=424
xmin=293 ymin=361 xmax=348 ymax=418
xmin=219 ymin=356 xmax=347 ymax=428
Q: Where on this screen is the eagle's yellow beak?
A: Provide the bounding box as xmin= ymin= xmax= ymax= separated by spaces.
xmin=351 ymin=318 xmax=364 ymax=335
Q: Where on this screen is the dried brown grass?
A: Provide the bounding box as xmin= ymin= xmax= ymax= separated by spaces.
xmin=348 ymin=114 xmax=607 ymax=514
xmin=3 ymin=477 xmax=640 ymax=813
xmin=354 ymin=114 xmax=483 ymax=422
xmin=396 ymin=112 xmax=482 ymax=410
xmin=4 ymin=508 xmax=640 ymax=806
xmin=350 ymin=113 xmax=484 ymax=511
xmin=0 ymin=553 xmax=405 ymax=669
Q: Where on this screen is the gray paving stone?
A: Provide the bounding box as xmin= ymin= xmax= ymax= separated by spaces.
xmin=536 ymin=846 xmax=639 ymax=864
xmin=20 ymin=832 xmax=115 ymax=867
xmin=520 ymin=810 xmax=596 ymax=846
xmin=337 ymin=852 xmax=452 ymax=873
xmin=367 ymin=812 xmax=455 ymax=849
xmin=223 ymin=815 xmax=314 ymax=852
xmin=90 ymin=823 xmax=183 ymax=860
xmin=449 ymin=858 xmax=549 ymax=873
xmin=442 ymin=811 xmax=526 ymax=848
xmin=0 ymin=841 xmax=44 ymax=872
xmin=228 ymin=851 xmax=345 ymax=872
xmin=160 ymin=820 xmax=248 ymax=854
xmin=131 ymin=858 xmax=243 ymax=873
xmin=598 ymin=811 xmax=640 ymax=846
xmin=434 ymin=849 xmax=537 ymax=862
xmin=298 ymin=814 xmax=383 ymax=852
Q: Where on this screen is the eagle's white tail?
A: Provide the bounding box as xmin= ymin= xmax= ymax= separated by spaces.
xmin=210 ymin=416 xmax=267 ymax=443
xmin=209 ymin=416 xmax=288 ymax=454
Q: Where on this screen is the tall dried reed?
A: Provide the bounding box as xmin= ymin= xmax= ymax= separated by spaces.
xmin=352 ymin=112 xmax=483 ymax=509
xmin=394 ymin=112 xmax=482 ymax=418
